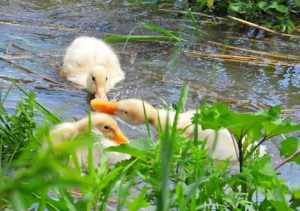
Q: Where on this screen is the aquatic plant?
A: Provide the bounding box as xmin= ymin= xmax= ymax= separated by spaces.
xmin=0 ymin=86 xmax=299 ymax=210
xmin=104 ymin=22 xmax=182 ymax=43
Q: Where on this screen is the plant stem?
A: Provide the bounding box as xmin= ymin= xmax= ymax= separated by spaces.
xmin=275 ymin=149 xmax=300 ymax=170
xmin=238 ymin=131 xmax=245 ymax=173
xmin=245 ymin=136 xmax=267 ymax=160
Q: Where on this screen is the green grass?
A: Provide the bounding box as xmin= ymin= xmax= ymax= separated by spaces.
xmin=104 ymin=22 xmax=183 ymax=44
xmin=0 ymin=86 xmax=300 ymax=210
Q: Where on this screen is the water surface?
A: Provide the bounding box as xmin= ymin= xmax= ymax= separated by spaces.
xmin=0 ymin=0 xmax=299 ymax=185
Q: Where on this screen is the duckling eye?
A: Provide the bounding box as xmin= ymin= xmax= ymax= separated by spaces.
xmin=123 ymin=111 xmax=128 ymax=114
xmin=91 ymin=76 xmax=96 ymax=82
xmin=103 ymin=125 xmax=110 ymax=130
xmin=105 ymin=77 xmax=108 ymax=81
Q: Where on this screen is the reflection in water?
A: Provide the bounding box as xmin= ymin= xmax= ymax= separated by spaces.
xmin=0 ymin=0 xmax=299 ymax=185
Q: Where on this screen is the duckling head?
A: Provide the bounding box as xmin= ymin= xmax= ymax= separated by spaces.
xmin=90 ymin=99 xmax=157 ymax=126
xmin=86 ymin=66 xmax=109 ymax=100
xmin=91 ymin=113 xmax=128 ymax=144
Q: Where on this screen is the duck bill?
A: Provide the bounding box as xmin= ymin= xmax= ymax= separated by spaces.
xmin=113 ymin=130 xmax=128 ymax=144
xmin=94 ymin=88 xmax=108 ymax=100
xmin=90 ymin=99 xmax=118 ymax=115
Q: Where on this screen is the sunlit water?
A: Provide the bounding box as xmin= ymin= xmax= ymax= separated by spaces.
xmin=0 ymin=0 xmax=299 ymax=186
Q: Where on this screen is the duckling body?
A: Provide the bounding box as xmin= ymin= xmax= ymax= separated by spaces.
xmin=50 ymin=113 xmax=130 ymax=168
xmin=196 ymin=128 xmax=238 ymax=161
xmin=154 ymin=109 xmax=196 ymax=133
xmin=61 ymin=36 xmax=125 ymax=99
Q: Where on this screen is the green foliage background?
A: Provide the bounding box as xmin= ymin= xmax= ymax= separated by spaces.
xmin=130 ymin=0 xmax=300 ymax=33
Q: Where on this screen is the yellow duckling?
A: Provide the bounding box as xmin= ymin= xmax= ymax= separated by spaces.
xmin=61 ymin=36 xmax=125 ymax=99
xmin=90 ymin=99 xmax=239 ymax=161
xmin=50 ymin=113 xmax=130 ymax=167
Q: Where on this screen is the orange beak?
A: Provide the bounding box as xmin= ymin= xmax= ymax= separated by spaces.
xmin=113 ymin=130 xmax=128 ymax=144
xmin=90 ymin=99 xmax=118 ymax=115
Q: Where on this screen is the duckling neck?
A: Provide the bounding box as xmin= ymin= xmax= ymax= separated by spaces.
xmin=142 ymin=104 xmax=159 ymax=128
xmin=152 ymin=109 xmax=195 ymax=131
xmin=144 ymin=105 xmax=176 ymax=129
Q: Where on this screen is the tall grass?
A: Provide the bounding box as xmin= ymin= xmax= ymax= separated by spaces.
xmin=0 ymin=86 xmax=299 ymax=210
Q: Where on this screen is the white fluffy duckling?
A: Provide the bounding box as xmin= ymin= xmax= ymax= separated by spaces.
xmin=61 ymin=36 xmax=125 ymax=99
xmin=50 ymin=113 xmax=130 ymax=167
xmin=90 ymin=99 xmax=264 ymax=162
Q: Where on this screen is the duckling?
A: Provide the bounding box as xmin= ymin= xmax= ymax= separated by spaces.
xmin=50 ymin=113 xmax=130 ymax=167
xmin=90 ymin=99 xmax=241 ymax=161
xmin=61 ymin=36 xmax=125 ymax=99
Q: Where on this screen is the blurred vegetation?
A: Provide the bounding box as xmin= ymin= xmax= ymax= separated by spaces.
xmin=0 ymin=86 xmax=299 ymax=210
xmin=129 ymin=0 xmax=300 ymax=33
xmin=0 ymin=92 xmax=36 ymax=168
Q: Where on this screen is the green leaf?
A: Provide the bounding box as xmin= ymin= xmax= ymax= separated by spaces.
xmin=129 ymin=138 xmax=153 ymax=151
xmin=228 ymin=2 xmax=248 ymax=13
xmin=290 ymin=188 xmax=300 ymax=209
xmin=229 ymin=2 xmax=243 ymax=12
xmin=293 ymin=153 xmax=300 ymax=164
xmin=259 ymin=158 xmax=276 ymax=177
xmin=198 ymin=103 xmax=271 ymax=142
xmin=143 ymin=22 xmax=181 ymax=42
xmin=265 ymin=120 xmax=300 ymax=138
xmin=207 ymin=0 xmax=214 ymax=8
xmin=105 ymin=144 xmax=148 ymax=161
xmin=104 ymin=34 xmax=176 ymax=43
xmin=295 ymin=0 xmax=300 ymax=7
xmin=279 ymin=137 xmax=298 ymax=157
xmin=269 ymin=2 xmax=288 ymax=13
xmin=257 ymin=1 xmax=268 ymax=10
xmin=127 ymin=188 xmax=149 ymax=211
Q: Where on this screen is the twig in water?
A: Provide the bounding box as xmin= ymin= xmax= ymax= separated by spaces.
xmin=208 ymin=41 xmax=300 ymax=62
xmin=0 ymin=55 xmax=62 ymax=85
xmin=0 ymin=75 xmax=33 ymax=84
xmin=0 ymin=56 xmax=34 ymax=74
xmin=0 ymin=54 xmax=31 ymax=60
xmin=184 ymin=50 xmax=296 ymax=67
xmin=228 ymin=16 xmax=300 ymax=39
xmin=0 ymin=20 xmax=77 ymax=32
xmin=275 ymin=149 xmax=300 ymax=170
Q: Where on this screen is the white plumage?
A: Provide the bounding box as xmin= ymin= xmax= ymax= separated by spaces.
xmin=61 ymin=36 xmax=125 ymax=99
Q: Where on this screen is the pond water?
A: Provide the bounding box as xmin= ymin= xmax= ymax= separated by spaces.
xmin=0 ymin=0 xmax=299 ymax=186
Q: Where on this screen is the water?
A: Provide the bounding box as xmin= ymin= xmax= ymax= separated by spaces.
xmin=0 ymin=0 xmax=299 ymax=186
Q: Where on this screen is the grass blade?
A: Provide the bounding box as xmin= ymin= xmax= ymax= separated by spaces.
xmin=16 ymin=85 xmax=61 ymax=124
xmin=104 ymin=34 xmax=174 ymax=43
